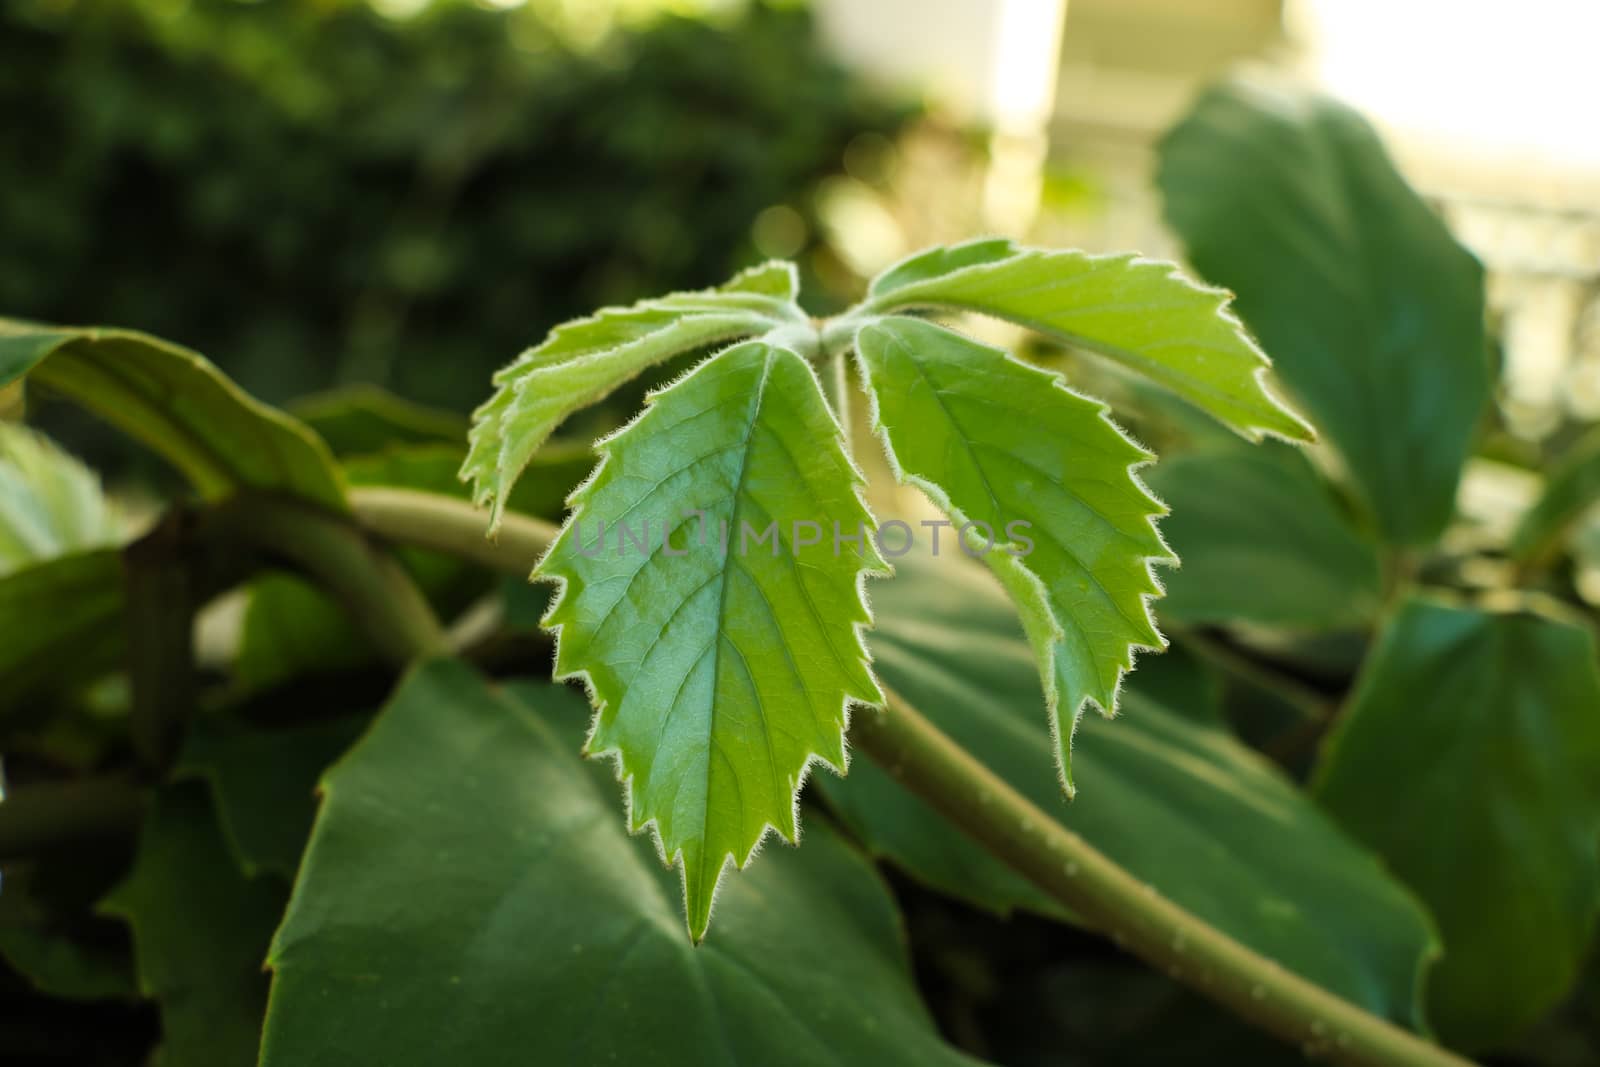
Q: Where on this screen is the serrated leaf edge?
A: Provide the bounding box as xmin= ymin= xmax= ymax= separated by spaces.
xmin=531 ymin=337 xmax=890 ymax=941
xmin=852 ymin=317 xmax=1175 ymax=797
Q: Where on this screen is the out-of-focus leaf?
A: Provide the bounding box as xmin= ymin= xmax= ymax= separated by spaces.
xmin=289 ymin=385 xmax=466 ymax=457
xmin=818 ymin=550 xmax=1438 ymax=1030
xmin=1145 ymin=444 xmax=1381 ymax=628
xmin=176 ymin=717 xmax=364 ymax=880
xmin=1511 ymin=426 xmax=1600 ymax=564
xmin=855 ymin=315 xmax=1169 ymax=790
xmin=234 ymin=575 xmax=374 ymax=693
xmin=344 ymin=440 xmax=592 ymax=521
xmin=539 ymin=340 xmax=884 ymax=940
xmin=0 ymin=864 xmax=137 ymax=1002
xmin=0 ymin=423 xmax=122 ymax=577
xmin=100 ymin=785 xmax=283 ymax=1067
xmin=1158 ymin=82 xmax=1488 ymax=545
xmin=233 ymin=439 xmax=589 ymax=691
xmin=0 ymin=320 xmax=344 ymax=509
xmin=1313 ymin=597 xmax=1600 ymax=1050
xmin=261 ymin=661 xmax=983 ymax=1067
xmin=0 ymin=550 xmax=124 ymax=724
xmin=862 ymin=238 xmax=1311 ymax=442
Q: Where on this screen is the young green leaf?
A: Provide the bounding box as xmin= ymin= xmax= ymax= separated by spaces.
xmin=538 ymin=339 xmax=885 ymax=940
xmin=1158 ymin=81 xmax=1488 ymax=545
xmin=0 ymin=320 xmax=346 ymax=510
xmin=461 ymin=262 xmax=804 ymax=530
xmin=819 ymin=550 xmax=1439 ymax=1029
xmin=855 ymin=315 xmax=1170 ymax=792
xmin=262 ymin=663 xmax=981 ymax=1067
xmin=1313 ymin=598 xmax=1600 ymax=1050
xmin=862 ymin=239 xmax=1311 ymax=443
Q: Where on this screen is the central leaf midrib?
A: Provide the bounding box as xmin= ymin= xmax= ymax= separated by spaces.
xmin=703 ymin=346 xmax=782 ymax=872
xmin=884 ymin=329 xmax=1153 ymax=657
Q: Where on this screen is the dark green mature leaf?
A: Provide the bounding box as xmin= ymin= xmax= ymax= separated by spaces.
xmin=0 ymin=863 xmax=137 ymax=1002
xmin=819 ymin=550 xmax=1438 ymax=1029
xmin=462 ymin=262 xmax=804 ymax=530
xmin=1313 ymin=597 xmax=1600 ymax=1050
xmin=855 ymin=315 xmax=1170 ymax=790
xmin=1511 ymin=425 xmax=1600 ymax=564
xmin=1145 ymin=443 xmax=1381 ymax=628
xmin=862 ymin=238 xmax=1311 ymax=442
xmin=540 ymin=340 xmax=884 ymax=940
xmin=177 ymin=718 xmax=364 ymax=880
xmin=289 ymin=385 xmax=466 ymax=457
xmin=0 ymin=550 xmax=124 ymax=723
xmin=262 ymin=661 xmax=983 ymax=1067
xmin=100 ymin=785 xmax=284 ymax=1067
xmin=0 ymin=320 xmax=345 ymax=509
xmin=1158 ymin=81 xmax=1488 ymax=545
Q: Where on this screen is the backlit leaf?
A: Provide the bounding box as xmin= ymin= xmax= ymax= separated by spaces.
xmin=862 ymin=239 xmax=1310 ymax=442
xmin=539 ymin=339 xmax=884 ymax=940
xmin=855 ymin=315 xmax=1169 ymax=791
xmin=461 ymin=262 xmax=804 ymax=530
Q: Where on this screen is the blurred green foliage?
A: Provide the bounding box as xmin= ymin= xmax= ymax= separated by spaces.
xmin=0 ymin=0 xmax=910 ymax=409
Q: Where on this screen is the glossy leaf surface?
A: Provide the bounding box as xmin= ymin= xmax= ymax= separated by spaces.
xmin=863 ymin=238 xmax=1310 ymax=442
xmin=461 ymin=263 xmax=802 ymax=529
xmin=261 ymin=661 xmax=982 ymax=1067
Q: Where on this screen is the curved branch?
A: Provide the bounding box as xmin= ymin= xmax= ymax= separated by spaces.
xmin=325 ymin=485 xmax=1473 ymax=1066
xmin=350 ymin=487 xmax=557 ymax=578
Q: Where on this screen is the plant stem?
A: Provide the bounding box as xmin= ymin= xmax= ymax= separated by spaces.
xmin=349 ymin=488 xmax=557 ymax=579
xmin=203 ymin=493 xmax=447 ymax=664
xmin=316 ymin=486 xmax=1470 ymax=1066
xmin=0 ymin=776 xmax=145 ymax=860
xmin=849 ymin=688 xmax=1473 ymax=1067
xmin=350 ymin=487 xmax=557 ymax=576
